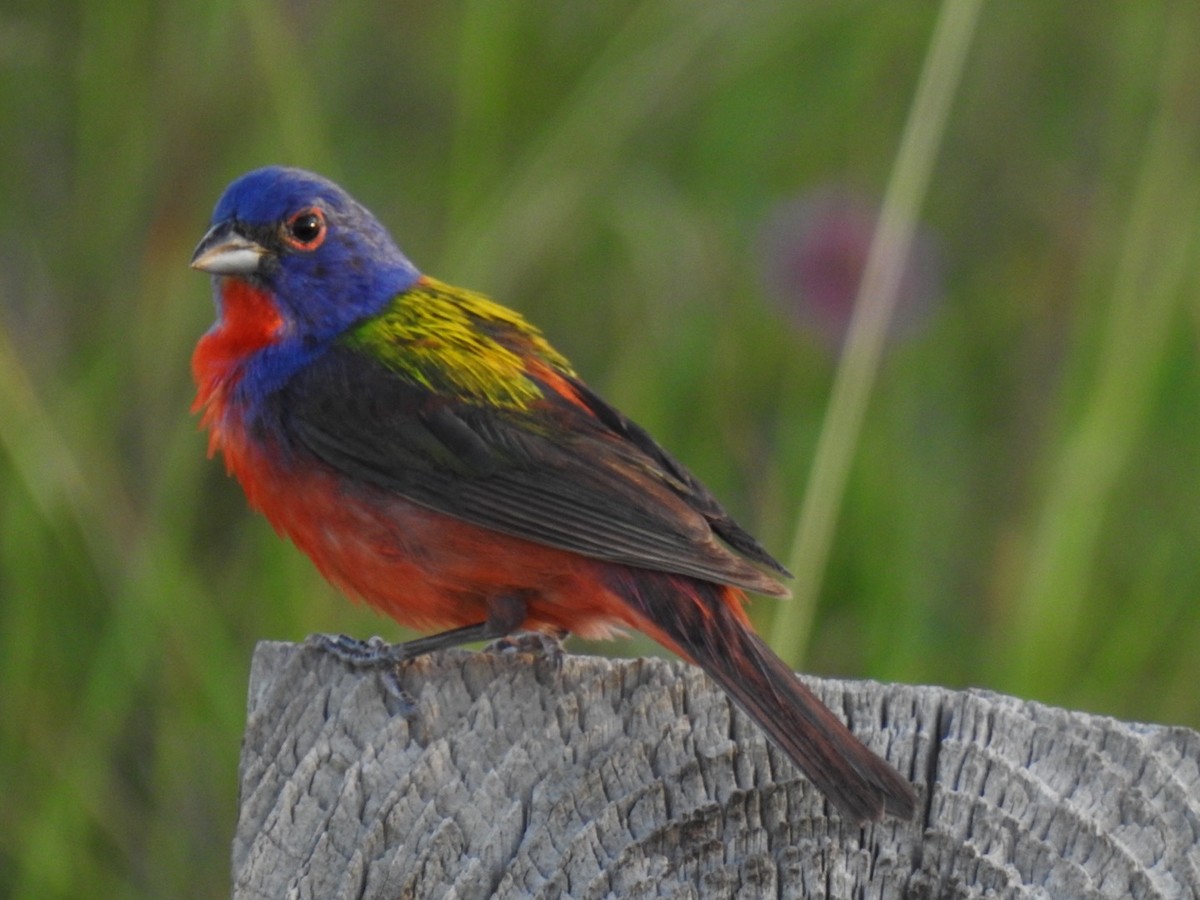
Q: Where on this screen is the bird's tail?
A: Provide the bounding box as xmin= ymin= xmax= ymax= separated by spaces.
xmin=612 ymin=569 xmax=917 ymax=824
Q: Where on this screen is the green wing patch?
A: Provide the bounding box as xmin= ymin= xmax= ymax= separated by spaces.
xmin=342 ymin=277 xmax=574 ymax=411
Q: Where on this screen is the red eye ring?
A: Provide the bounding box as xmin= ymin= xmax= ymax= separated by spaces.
xmin=283 ymin=207 xmax=327 ymax=251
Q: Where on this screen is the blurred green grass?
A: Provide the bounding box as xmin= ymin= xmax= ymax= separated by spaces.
xmin=3 ymin=2 xmax=1200 ymax=896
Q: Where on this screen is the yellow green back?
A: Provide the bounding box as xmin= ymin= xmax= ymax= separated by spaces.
xmin=342 ymin=277 xmax=575 ymax=411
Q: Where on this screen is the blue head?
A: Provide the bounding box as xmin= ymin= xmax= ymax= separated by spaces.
xmin=192 ymin=166 xmax=421 ymax=347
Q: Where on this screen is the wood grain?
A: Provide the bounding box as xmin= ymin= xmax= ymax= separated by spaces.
xmin=233 ymin=641 xmax=1200 ymax=899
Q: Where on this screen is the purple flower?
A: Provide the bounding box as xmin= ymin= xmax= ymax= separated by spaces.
xmin=760 ymin=189 xmax=942 ymax=349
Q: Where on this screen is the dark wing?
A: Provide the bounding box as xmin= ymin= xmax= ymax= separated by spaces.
xmin=273 ymin=343 xmax=792 ymax=596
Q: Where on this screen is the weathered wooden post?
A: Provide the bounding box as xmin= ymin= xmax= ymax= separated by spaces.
xmin=233 ymin=642 xmax=1200 ymax=898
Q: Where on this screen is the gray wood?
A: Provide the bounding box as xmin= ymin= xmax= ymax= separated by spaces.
xmin=234 ymin=641 xmax=1200 ymax=899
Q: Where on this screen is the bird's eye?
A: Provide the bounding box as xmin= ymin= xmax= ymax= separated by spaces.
xmin=283 ymin=207 xmax=327 ymax=251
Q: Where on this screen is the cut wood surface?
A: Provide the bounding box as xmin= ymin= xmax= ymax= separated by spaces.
xmin=234 ymin=641 xmax=1200 ymax=899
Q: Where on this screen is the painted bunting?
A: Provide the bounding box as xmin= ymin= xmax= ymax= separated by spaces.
xmin=190 ymin=166 xmax=916 ymax=823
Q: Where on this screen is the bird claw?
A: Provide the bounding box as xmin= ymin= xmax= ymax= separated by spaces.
xmin=378 ymin=666 xmax=419 ymax=719
xmin=484 ymin=629 xmax=569 ymax=670
xmin=307 ymin=633 xmax=419 ymax=716
xmin=307 ymin=632 xmax=394 ymax=665
xmin=307 ymin=632 xmax=438 ymax=665
xmin=308 ymin=624 xmax=567 ymax=713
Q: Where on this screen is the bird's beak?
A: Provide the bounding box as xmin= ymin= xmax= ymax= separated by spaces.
xmin=190 ymin=223 xmax=267 ymax=276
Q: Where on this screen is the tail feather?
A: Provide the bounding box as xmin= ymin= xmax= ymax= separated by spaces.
xmin=619 ymin=571 xmax=917 ymax=824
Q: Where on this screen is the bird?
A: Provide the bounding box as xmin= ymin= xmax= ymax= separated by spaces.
xmin=190 ymin=166 xmax=917 ymax=824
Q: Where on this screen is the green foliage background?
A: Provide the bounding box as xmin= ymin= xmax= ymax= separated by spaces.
xmin=3 ymin=2 xmax=1199 ymax=896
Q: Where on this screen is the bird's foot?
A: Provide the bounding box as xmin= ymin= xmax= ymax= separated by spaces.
xmin=306 ymin=633 xmax=418 ymax=716
xmin=485 ymin=627 xmax=569 ymax=671
xmin=307 ymin=632 xmax=395 ymax=665
xmin=306 ymin=598 xmax=537 ymax=713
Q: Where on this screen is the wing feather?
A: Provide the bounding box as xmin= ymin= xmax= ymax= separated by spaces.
xmin=274 ymin=342 xmax=791 ymax=597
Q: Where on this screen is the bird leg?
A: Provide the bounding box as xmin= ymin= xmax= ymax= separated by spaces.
xmin=309 ymin=593 xmax=548 ymax=714
xmin=308 ymin=591 xmax=533 ymax=666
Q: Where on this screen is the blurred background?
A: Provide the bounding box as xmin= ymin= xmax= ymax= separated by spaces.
xmin=3 ymin=1 xmax=1199 ymax=896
